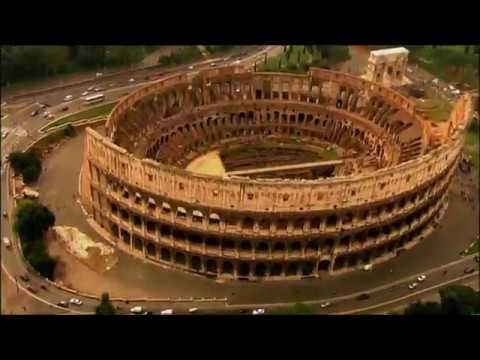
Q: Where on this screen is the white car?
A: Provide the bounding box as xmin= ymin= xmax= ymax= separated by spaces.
xmin=408 ymin=282 xmax=419 ymax=290
xmin=130 ymin=306 xmax=144 ymax=314
xmin=363 ymin=264 xmax=373 ymax=271
xmin=417 ymin=274 xmax=427 ymax=282
xmin=129 ymin=78 xmax=135 ymax=83
xmin=252 ymin=308 xmax=265 ymax=315
xmin=188 ymin=307 xmax=199 ymax=313
xmin=69 ymin=298 xmax=83 ymax=306
xmin=82 ymin=91 xmax=89 ymax=96
xmin=94 ymin=87 xmax=102 ymax=92
xmin=3 ymin=237 xmax=11 ymax=249
xmin=160 ymin=309 xmax=173 ymax=315
xmin=233 ymin=59 xmax=241 ymax=65
xmin=63 ymin=95 xmax=73 ymax=102
xmin=188 ymin=65 xmax=194 ymax=70
xmin=320 ymin=302 xmax=331 ymax=308
xmin=87 ymin=86 xmax=95 ymax=91
xmin=210 ymin=62 xmax=217 ymax=67
xmin=96 ymin=72 xmax=103 ymax=77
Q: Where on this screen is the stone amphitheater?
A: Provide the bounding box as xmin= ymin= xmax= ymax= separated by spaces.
xmin=79 ymin=65 xmax=473 ymax=281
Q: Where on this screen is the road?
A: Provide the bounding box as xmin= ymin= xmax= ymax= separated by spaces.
xmin=1 ymin=44 xmax=478 ymax=315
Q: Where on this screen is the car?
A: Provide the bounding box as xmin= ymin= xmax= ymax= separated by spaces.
xmin=417 ymin=274 xmax=427 ymax=282
xmin=209 ymin=62 xmax=217 ymax=67
xmin=363 ymin=264 xmax=373 ymax=271
xmin=82 ymin=91 xmax=89 ymax=96
xmin=252 ymin=308 xmax=265 ymax=315
xmin=3 ymin=237 xmax=11 ymax=248
xmin=26 ymin=285 xmax=38 ymax=294
xmin=19 ymin=274 xmax=29 ymax=282
xmin=47 ymin=114 xmax=54 ymax=120
xmin=188 ymin=65 xmax=194 ymax=70
xmin=39 ymin=103 xmax=49 ymax=108
xmin=408 ymin=282 xmax=419 ymax=290
xmin=63 ymin=95 xmax=73 ymax=102
xmin=128 ymin=78 xmax=135 ymax=83
xmin=130 ymin=306 xmax=144 ymax=314
xmin=96 ymin=72 xmax=103 ymax=77
xmin=356 ymin=293 xmax=370 ymax=301
xmin=61 ymin=106 xmax=69 ymax=112
xmin=94 ymin=87 xmax=102 ymax=92
xmin=31 ymin=109 xmax=39 ymax=117
xmin=87 ymin=86 xmax=95 ymax=91
xmin=188 ymin=307 xmax=199 ymax=313
xmin=464 ymin=267 xmax=475 ymax=274
xmin=69 ymin=298 xmax=83 ymax=306
xmin=57 ymin=301 xmax=69 ymax=308
xmin=43 ymin=111 xmax=50 ymax=119
xmin=233 ymin=59 xmax=241 ymax=65
xmin=320 ymin=302 xmax=331 ymax=308
xmin=160 ymin=309 xmax=173 ymax=315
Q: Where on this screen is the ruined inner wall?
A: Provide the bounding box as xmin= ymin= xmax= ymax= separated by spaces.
xmin=79 ymin=67 xmax=471 ymax=280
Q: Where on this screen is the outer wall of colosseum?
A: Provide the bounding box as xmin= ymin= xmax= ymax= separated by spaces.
xmin=79 ymin=66 xmax=473 ymax=281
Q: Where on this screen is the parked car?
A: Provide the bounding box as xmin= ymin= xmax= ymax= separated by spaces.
xmin=320 ymin=302 xmax=331 ymax=309
xmin=252 ymin=308 xmax=265 ymax=315
xmin=82 ymin=91 xmax=89 ymax=96
xmin=94 ymin=87 xmax=102 ymax=92
xmin=87 ymin=86 xmax=95 ymax=91
xmin=3 ymin=236 xmax=11 ymax=249
xmin=363 ymin=264 xmax=373 ymax=271
xmin=26 ymin=285 xmax=38 ymax=294
xmin=128 ymin=78 xmax=135 ymax=83
xmin=188 ymin=65 xmax=194 ymax=70
xmin=31 ymin=109 xmax=39 ymax=117
xmin=464 ymin=267 xmax=475 ymax=274
xmin=356 ymin=293 xmax=370 ymax=301
xmin=69 ymin=298 xmax=83 ymax=306
xmin=57 ymin=301 xmax=69 ymax=308
xmin=63 ymin=95 xmax=73 ymax=102
xmin=188 ymin=307 xmax=199 ymax=313
xmin=96 ymin=72 xmax=103 ymax=77
xmin=209 ymin=62 xmax=217 ymax=67
xmin=408 ymin=282 xmax=419 ymax=290
xmin=130 ymin=306 xmax=144 ymax=314
xmin=160 ymin=309 xmax=173 ymax=315
xmin=417 ymin=274 xmax=427 ymax=282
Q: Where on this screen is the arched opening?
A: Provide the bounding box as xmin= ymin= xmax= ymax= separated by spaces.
xmin=146 ymin=242 xmax=156 ymax=257
xmin=192 ymin=210 xmax=203 ymax=224
xmin=254 ymin=263 xmax=267 ymax=277
xmin=276 ymin=219 xmax=288 ymax=231
xmin=121 ymin=229 xmax=130 ymax=245
xmin=289 ymin=242 xmax=302 ymax=254
xmin=306 ymin=240 xmax=319 ymax=254
xmin=133 ymin=236 xmax=143 ymax=252
xmin=223 ymin=239 xmax=235 ymax=250
xmin=311 ymin=217 xmax=321 ymax=229
xmin=273 ymin=242 xmax=285 ymax=254
xmin=259 ymin=219 xmax=270 ymax=231
xmin=286 ymin=263 xmax=299 ymax=276
xmin=243 ymin=217 xmax=254 ymax=230
xmin=205 ymin=237 xmax=219 ymax=249
xmin=239 ymin=240 xmax=252 ymax=252
xmin=191 ymin=256 xmax=201 ymax=271
xmin=161 ymin=248 xmax=171 ymax=261
xmin=294 ymin=218 xmax=304 ymax=231
xmin=302 ymin=262 xmax=315 ymax=276
xmin=326 ymin=214 xmax=338 ymax=228
xmin=270 ymin=263 xmax=283 ymax=276
xmin=318 ymin=260 xmax=330 ymax=272
xmin=255 ymin=242 xmax=269 ymax=253
xmin=206 ymin=259 xmax=217 ymax=273
xmin=222 ymin=261 xmax=234 ymax=275
xmin=238 ymin=263 xmax=250 ymax=277
xmin=160 ymin=225 xmax=171 ymax=237
xmin=175 ymin=252 xmax=186 ymax=266
xmin=347 ymin=254 xmax=357 ymax=267
xmin=333 ymin=257 xmax=346 ymax=271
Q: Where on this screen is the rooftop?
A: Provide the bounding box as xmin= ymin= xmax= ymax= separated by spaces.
xmin=371 ymin=47 xmax=409 ymax=57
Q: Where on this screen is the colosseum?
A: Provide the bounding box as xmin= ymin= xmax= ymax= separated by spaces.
xmin=79 ymin=65 xmax=473 ymax=281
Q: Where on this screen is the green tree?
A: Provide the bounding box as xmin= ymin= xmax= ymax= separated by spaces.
xmin=8 ymin=151 xmax=42 ymax=183
xmin=404 ymin=301 xmax=442 ymax=315
xmin=96 ymin=293 xmax=116 ymax=315
xmin=63 ymin=124 xmax=76 ymax=137
xmin=13 ymin=200 xmax=55 ymax=243
xmin=439 ymin=285 xmax=480 ymax=315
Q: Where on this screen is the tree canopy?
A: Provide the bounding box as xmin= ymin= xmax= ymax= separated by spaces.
xmin=8 ymin=151 xmax=42 ymax=183
xmin=95 ymin=292 xmax=116 ymax=315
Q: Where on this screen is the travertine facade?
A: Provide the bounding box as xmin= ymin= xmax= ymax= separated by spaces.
xmin=79 ymin=66 xmax=472 ymax=280
xmin=364 ymin=47 xmax=409 ymax=88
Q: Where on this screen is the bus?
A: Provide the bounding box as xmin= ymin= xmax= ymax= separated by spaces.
xmin=84 ymin=93 xmax=105 ymax=105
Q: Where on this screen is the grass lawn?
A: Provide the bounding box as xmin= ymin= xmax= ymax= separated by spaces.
xmin=44 ymin=102 xmax=117 ymax=130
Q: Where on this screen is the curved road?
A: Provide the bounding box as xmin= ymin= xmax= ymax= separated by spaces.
xmin=1 ymin=45 xmax=478 ymax=315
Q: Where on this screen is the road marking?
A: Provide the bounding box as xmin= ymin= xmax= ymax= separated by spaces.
xmin=333 ymin=272 xmax=479 ymax=315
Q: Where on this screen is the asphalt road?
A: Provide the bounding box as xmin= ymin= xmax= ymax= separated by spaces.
xmin=1 ymin=45 xmax=478 ymax=315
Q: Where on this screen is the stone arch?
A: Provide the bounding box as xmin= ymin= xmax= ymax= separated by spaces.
xmin=238 ymin=262 xmax=250 ymax=277
xmin=206 ymin=259 xmax=217 ymax=274
xmin=270 ymin=263 xmax=283 ymax=276
xmin=286 ymin=262 xmax=299 ymax=276
xmin=146 ymin=242 xmax=156 ymax=257
xmin=190 ymin=256 xmax=202 ymax=271
xmin=273 ymin=242 xmax=286 ymax=254
xmin=254 ymin=263 xmax=267 ymax=277
xmin=242 ymin=217 xmax=254 ymax=230
xmin=222 ymin=261 xmax=234 ymax=275
xmin=175 ymin=252 xmax=186 ymax=266
xmin=301 ymin=261 xmax=315 ymax=276
xmin=133 ymin=236 xmax=143 ymax=252
xmin=256 ymin=242 xmax=269 ymax=253
xmin=318 ymin=260 xmax=330 ymax=272
xmin=239 ymin=240 xmax=252 ymax=252
xmin=161 ymin=248 xmax=171 ymax=261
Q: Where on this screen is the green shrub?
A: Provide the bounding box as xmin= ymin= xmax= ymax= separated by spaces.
xmin=63 ymin=124 xmax=76 ymax=137
xmin=8 ymin=151 xmax=42 ymax=183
